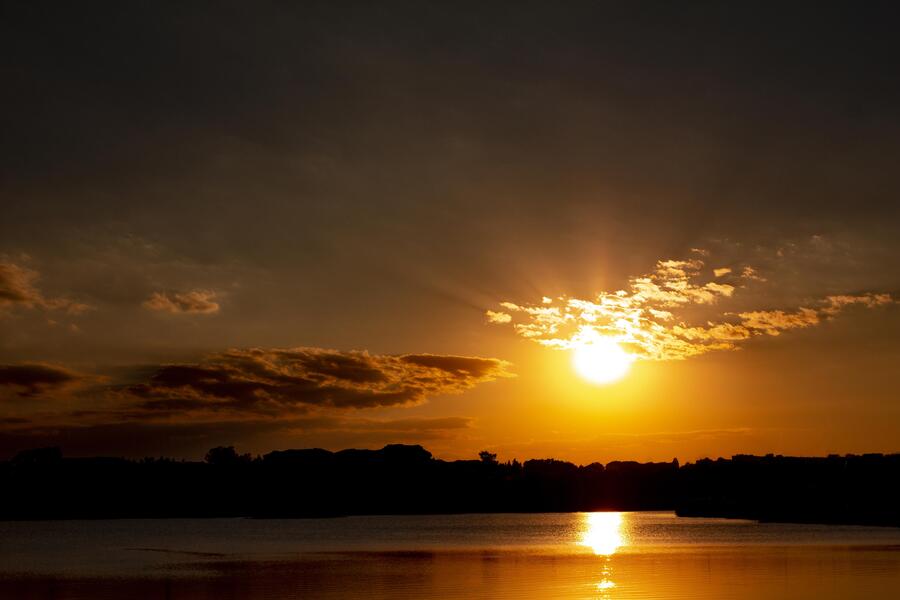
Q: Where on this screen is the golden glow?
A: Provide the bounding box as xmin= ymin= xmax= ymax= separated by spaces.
xmin=491 ymin=254 xmax=893 ymax=363
xmin=579 ymin=511 xmax=625 ymax=555
xmin=572 ymin=336 xmax=633 ymax=384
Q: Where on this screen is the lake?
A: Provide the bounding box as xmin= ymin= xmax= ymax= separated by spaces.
xmin=2 ymin=512 xmax=900 ymax=598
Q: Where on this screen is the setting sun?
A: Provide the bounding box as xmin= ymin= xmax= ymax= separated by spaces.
xmin=572 ymin=337 xmax=634 ymax=384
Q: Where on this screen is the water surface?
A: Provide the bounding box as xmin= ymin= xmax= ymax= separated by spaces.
xmin=2 ymin=512 xmax=899 ymax=598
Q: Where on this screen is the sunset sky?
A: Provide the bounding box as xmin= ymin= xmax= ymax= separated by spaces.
xmin=2 ymin=2 xmax=899 ymax=463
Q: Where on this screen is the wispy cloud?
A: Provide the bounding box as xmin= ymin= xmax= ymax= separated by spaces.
xmin=0 ymin=261 xmax=91 ymax=315
xmin=487 ymin=251 xmax=894 ymax=361
xmin=485 ymin=310 xmax=512 ymax=324
xmin=143 ymin=289 xmax=220 ymax=315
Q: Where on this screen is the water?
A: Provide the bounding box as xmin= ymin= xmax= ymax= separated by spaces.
xmin=2 ymin=512 xmax=900 ymax=598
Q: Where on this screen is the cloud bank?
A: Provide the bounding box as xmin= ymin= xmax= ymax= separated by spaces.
xmin=0 ymin=348 xmax=510 ymax=426
xmin=0 ymin=347 xmax=510 ymax=456
xmin=487 ymin=252 xmax=894 ymax=361
xmin=128 ymin=348 xmax=512 ymax=415
xmin=0 ymin=363 xmax=87 ymax=398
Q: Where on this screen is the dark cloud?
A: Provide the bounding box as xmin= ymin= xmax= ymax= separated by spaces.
xmin=128 ymin=347 xmax=512 ymax=414
xmin=0 ymin=347 xmax=504 ymax=457
xmin=399 ymin=354 xmax=508 ymax=379
xmin=0 ymin=363 xmax=86 ymax=398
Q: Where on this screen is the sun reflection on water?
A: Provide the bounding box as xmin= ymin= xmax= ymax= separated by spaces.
xmin=579 ymin=511 xmax=626 ymax=556
xmin=579 ymin=512 xmax=625 ymax=597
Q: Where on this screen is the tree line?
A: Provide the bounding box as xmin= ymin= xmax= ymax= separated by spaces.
xmin=2 ymin=445 xmax=898 ymax=526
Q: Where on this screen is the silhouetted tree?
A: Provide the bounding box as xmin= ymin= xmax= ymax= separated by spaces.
xmin=205 ymin=446 xmax=251 ymax=465
xmin=479 ymin=450 xmax=498 ymax=465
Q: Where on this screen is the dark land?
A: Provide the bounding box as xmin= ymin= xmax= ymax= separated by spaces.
xmin=3 ymin=445 xmax=899 ymax=526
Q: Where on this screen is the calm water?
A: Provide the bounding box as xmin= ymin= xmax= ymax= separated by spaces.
xmin=2 ymin=512 xmax=900 ymax=599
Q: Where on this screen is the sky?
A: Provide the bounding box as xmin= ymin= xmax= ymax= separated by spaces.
xmin=1 ymin=1 xmax=899 ymax=463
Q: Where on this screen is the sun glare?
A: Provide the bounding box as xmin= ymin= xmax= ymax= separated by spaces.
xmin=572 ymin=336 xmax=634 ymax=384
xmin=579 ymin=511 xmax=626 ymax=555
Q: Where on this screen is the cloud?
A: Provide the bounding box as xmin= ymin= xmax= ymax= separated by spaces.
xmin=740 ymin=266 xmax=767 ymax=282
xmin=734 ymin=308 xmax=820 ymax=336
xmin=488 ymin=253 xmax=894 ymax=361
xmin=125 ymin=347 xmax=513 ymax=415
xmin=822 ymin=293 xmax=893 ymax=315
xmin=0 ymin=363 xmax=87 ymax=398
xmin=0 ymin=262 xmax=40 ymax=306
xmin=485 ymin=310 xmax=512 ymax=324
xmin=0 ymin=346 xmax=508 ymax=457
xmin=143 ymin=289 xmax=220 ymax=314
xmin=0 ymin=261 xmax=91 ymax=315
xmin=0 ymin=347 xmax=503 ymax=456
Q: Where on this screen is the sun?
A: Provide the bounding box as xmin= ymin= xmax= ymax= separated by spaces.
xmin=572 ymin=336 xmax=634 ymax=384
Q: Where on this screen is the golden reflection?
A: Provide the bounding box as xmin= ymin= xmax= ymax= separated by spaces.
xmin=595 ymin=568 xmax=617 ymax=600
xmin=579 ymin=511 xmax=625 ymax=555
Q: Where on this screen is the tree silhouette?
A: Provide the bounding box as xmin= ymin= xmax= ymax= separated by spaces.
xmin=0 ymin=444 xmax=897 ymax=525
xmin=479 ymin=450 xmax=498 ymax=465
xmin=204 ymin=446 xmax=251 ymax=465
